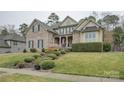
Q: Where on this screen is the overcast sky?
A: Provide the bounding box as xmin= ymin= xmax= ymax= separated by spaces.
xmin=0 ymin=11 xmax=124 ymax=29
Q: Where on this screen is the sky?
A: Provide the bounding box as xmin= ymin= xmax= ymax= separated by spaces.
xmin=0 ymin=11 xmax=124 ymax=29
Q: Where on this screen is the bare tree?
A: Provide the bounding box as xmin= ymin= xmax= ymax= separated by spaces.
xmin=4 ymin=25 xmax=15 ymax=33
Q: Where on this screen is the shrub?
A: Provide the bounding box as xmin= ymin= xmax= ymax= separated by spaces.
xmin=60 ymin=50 xmax=66 ymax=54
xmin=24 ymin=57 xmax=34 ymax=63
xmin=34 ymin=64 xmax=41 ymax=70
xmin=5 ymin=51 xmax=11 ymax=53
xmin=43 ymin=57 xmax=52 ymax=60
xmin=16 ymin=63 xmax=25 ymax=69
xmin=72 ymin=42 xmax=103 ymax=52
xmin=23 ymin=49 xmax=27 ymax=53
xmin=65 ymin=48 xmax=72 ymax=52
xmin=33 ymin=55 xmax=40 ymax=59
xmin=47 ymin=54 xmax=57 ymax=60
xmin=40 ymin=60 xmax=55 ymax=70
xmin=42 ymin=48 xmax=45 ymax=52
xmin=103 ymin=43 xmax=111 ymax=52
xmin=12 ymin=60 xmax=20 ymax=66
xmin=40 ymin=52 xmax=46 ymax=56
xmin=30 ymin=48 xmax=37 ymax=53
xmin=54 ymin=51 xmax=61 ymax=56
xmin=45 ymin=47 xmax=59 ymax=53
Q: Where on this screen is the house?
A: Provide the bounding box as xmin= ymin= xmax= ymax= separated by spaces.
xmin=0 ymin=33 xmax=26 ymax=53
xmin=26 ymin=16 xmax=112 ymax=50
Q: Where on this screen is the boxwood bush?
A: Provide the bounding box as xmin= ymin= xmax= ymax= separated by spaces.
xmin=30 ymin=48 xmax=37 ymax=53
xmin=72 ymin=42 xmax=103 ymax=52
xmin=24 ymin=57 xmax=34 ymax=63
xmin=40 ymin=60 xmax=55 ymax=70
xmin=60 ymin=50 xmax=66 ymax=54
xmin=54 ymin=51 xmax=61 ymax=56
xmin=47 ymin=54 xmax=57 ymax=60
xmin=33 ymin=55 xmax=41 ymax=59
xmin=103 ymin=43 xmax=111 ymax=52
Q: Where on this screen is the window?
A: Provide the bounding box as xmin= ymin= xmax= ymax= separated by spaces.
xmin=38 ymin=24 xmax=40 ymax=31
xmin=37 ymin=40 xmax=43 ymax=48
xmin=62 ymin=28 xmax=64 ymax=34
xmin=85 ymin=32 xmax=96 ymax=42
xmin=67 ymin=27 xmax=69 ymax=34
xmin=65 ymin=28 xmax=67 ymax=34
xmin=32 ymin=24 xmax=40 ymax=32
xmin=28 ymin=40 xmax=34 ymax=48
xmin=32 ymin=26 xmax=34 ymax=32
xmin=69 ymin=27 xmax=71 ymax=33
xmin=59 ymin=29 xmax=61 ymax=34
xmin=63 ymin=28 xmax=66 ymax=34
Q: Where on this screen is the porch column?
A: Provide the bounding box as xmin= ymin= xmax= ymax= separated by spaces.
xmin=59 ymin=36 xmax=61 ymax=47
xmin=66 ymin=36 xmax=68 ymax=47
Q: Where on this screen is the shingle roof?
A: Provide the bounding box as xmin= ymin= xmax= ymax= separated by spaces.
xmin=4 ymin=33 xmax=25 ymax=42
xmin=51 ymin=22 xmax=61 ymax=29
xmin=0 ymin=33 xmax=25 ymax=48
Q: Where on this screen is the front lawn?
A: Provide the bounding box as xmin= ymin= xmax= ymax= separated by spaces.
xmin=53 ymin=52 xmax=124 ymax=79
xmin=0 ymin=53 xmax=38 ymax=67
xmin=0 ymin=73 xmax=66 ymax=82
xmin=1 ymin=52 xmax=124 ymax=79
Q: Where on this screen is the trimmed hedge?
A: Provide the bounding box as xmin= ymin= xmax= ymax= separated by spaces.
xmin=72 ymin=42 xmax=103 ymax=52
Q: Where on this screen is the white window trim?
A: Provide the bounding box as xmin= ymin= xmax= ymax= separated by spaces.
xmin=84 ymin=32 xmax=96 ymax=42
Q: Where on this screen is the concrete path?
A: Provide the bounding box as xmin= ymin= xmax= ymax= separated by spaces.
xmin=0 ymin=68 xmax=124 ymax=82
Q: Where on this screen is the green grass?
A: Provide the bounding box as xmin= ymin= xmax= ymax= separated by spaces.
xmin=0 ymin=53 xmax=38 ymax=67
xmin=1 ymin=52 xmax=124 ymax=79
xmin=0 ymin=73 xmax=66 ymax=82
xmin=53 ymin=52 xmax=124 ymax=79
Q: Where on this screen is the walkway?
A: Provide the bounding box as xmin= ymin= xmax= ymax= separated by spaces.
xmin=0 ymin=68 xmax=124 ymax=82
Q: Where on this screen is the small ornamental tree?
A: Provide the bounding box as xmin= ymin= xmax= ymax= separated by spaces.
xmin=112 ymin=27 xmax=123 ymax=51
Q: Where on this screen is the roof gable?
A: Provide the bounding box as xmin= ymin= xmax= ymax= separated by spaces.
xmin=60 ymin=16 xmax=77 ymax=27
xmin=75 ymin=19 xmax=103 ymax=31
xmin=28 ymin=19 xmax=57 ymax=34
xmin=75 ymin=19 xmax=88 ymax=31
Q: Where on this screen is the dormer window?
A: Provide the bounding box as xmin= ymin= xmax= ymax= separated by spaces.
xmin=32 ymin=26 xmax=34 ymax=32
xmin=38 ymin=24 xmax=40 ymax=31
xmin=32 ymin=24 xmax=40 ymax=32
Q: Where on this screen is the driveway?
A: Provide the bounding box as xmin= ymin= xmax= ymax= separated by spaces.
xmin=0 ymin=68 xmax=124 ymax=82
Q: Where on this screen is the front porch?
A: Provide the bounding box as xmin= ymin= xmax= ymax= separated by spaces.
xmin=54 ymin=35 xmax=72 ymax=48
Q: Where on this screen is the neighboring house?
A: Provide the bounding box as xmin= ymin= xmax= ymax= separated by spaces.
xmin=26 ymin=16 xmax=112 ymax=50
xmin=0 ymin=33 xmax=26 ymax=53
